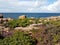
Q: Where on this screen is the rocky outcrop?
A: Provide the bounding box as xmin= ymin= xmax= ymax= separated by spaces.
xmin=14 ymin=23 xmax=46 ymax=32
xmin=18 ymin=15 xmax=26 ymax=19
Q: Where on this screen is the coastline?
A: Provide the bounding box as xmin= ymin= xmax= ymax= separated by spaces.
xmin=0 ymin=14 xmax=60 ymax=45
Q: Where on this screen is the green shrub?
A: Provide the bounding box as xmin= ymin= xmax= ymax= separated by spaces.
xmin=0 ymin=30 xmax=37 ymax=45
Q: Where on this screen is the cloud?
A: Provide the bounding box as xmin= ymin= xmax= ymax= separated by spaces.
xmin=48 ymin=0 xmax=60 ymax=12
xmin=27 ymin=0 xmax=60 ymax=13
xmin=0 ymin=0 xmax=60 ymax=13
xmin=40 ymin=0 xmax=60 ymax=12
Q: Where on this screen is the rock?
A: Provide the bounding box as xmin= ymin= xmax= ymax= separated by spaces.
xmin=7 ymin=18 xmax=13 ymax=21
xmin=29 ymin=17 xmax=35 ymax=23
xmin=29 ymin=20 xmax=33 ymax=22
xmin=3 ymin=18 xmax=7 ymax=21
xmin=39 ymin=20 xmax=42 ymax=22
xmin=0 ymin=14 xmax=3 ymax=18
xmin=29 ymin=20 xmax=35 ymax=23
xmin=0 ymin=18 xmax=3 ymax=23
xmin=30 ymin=17 xmax=35 ymax=20
xmin=14 ymin=27 xmax=23 ymax=30
xmin=29 ymin=23 xmax=43 ymax=27
xmin=18 ymin=15 xmax=26 ymax=19
xmin=4 ymin=27 xmax=10 ymax=32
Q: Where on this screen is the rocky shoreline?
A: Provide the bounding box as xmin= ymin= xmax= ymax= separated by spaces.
xmin=0 ymin=14 xmax=60 ymax=45
xmin=0 ymin=14 xmax=60 ymax=36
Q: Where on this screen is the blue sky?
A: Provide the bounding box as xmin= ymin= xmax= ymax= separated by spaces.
xmin=0 ymin=0 xmax=60 ymax=13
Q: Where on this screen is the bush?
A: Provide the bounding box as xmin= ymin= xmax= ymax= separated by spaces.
xmin=0 ymin=30 xmax=37 ymax=45
xmin=8 ymin=18 xmax=33 ymax=27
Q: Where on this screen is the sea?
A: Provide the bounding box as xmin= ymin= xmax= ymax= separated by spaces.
xmin=2 ymin=13 xmax=60 ymax=19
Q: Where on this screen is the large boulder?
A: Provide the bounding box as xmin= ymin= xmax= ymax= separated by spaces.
xmin=18 ymin=15 xmax=26 ymax=19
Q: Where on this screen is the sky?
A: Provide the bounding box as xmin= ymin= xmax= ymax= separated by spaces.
xmin=0 ymin=0 xmax=60 ymax=13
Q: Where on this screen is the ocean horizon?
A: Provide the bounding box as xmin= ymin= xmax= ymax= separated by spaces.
xmin=1 ymin=13 xmax=60 ymax=18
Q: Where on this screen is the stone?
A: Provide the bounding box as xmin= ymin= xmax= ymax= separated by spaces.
xmin=14 ymin=27 xmax=23 ymax=30
xmin=4 ymin=27 xmax=10 ymax=32
xmin=7 ymin=18 xmax=13 ymax=21
xmin=0 ymin=14 xmax=3 ymax=18
xmin=18 ymin=15 xmax=26 ymax=19
xmin=30 ymin=17 xmax=35 ymax=20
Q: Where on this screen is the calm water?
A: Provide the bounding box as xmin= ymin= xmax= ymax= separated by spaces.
xmin=2 ymin=13 xmax=60 ymax=18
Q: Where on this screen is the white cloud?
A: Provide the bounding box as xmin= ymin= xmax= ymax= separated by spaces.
xmin=0 ymin=0 xmax=60 ymax=13
xmin=47 ymin=0 xmax=60 ymax=12
xmin=40 ymin=0 xmax=60 ymax=12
